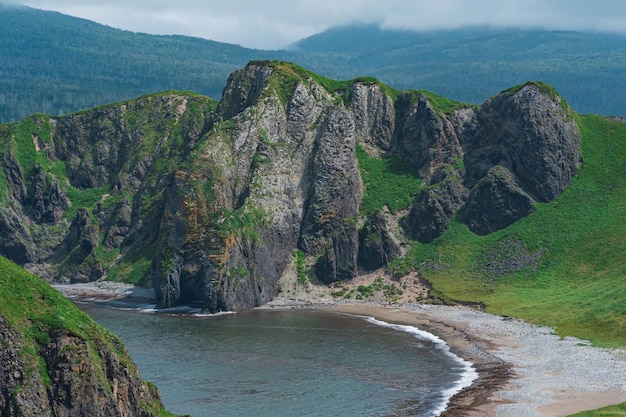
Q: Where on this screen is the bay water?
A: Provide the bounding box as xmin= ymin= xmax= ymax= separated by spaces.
xmin=80 ymin=304 xmax=475 ymax=417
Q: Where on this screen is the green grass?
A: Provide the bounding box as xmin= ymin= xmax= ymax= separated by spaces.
xmin=0 ymin=115 xmax=71 ymax=207
xmin=65 ymin=185 xmax=110 ymax=219
xmin=255 ymin=60 xmax=400 ymax=103
xmin=12 ymin=117 xmax=39 ymax=178
xmin=0 ymin=254 xmax=107 ymax=388
xmin=293 ymin=249 xmax=307 ymax=284
xmin=413 ymin=90 xmax=475 ymax=115
xmin=568 ymin=403 xmax=626 ymax=416
xmin=106 ymin=254 xmax=152 ymax=285
xmin=356 ymin=144 xmax=422 ymax=215
xmin=0 ymin=255 xmax=91 ymax=338
xmin=394 ymin=114 xmax=626 ymax=347
xmin=502 ymin=81 xmax=570 ymax=110
xmin=10 ymin=115 xmax=56 ymax=179
xmin=0 ymin=255 xmax=178 ymax=416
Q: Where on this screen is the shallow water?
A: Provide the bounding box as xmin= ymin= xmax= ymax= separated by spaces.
xmin=80 ymin=304 xmax=473 ymax=417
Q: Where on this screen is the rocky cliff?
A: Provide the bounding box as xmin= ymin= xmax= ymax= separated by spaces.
xmin=0 ymin=61 xmax=581 ymax=312
xmin=0 ymin=256 xmax=174 ymax=417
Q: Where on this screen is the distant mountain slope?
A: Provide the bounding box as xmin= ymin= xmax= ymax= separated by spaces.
xmin=0 ymin=3 xmax=269 ymax=122
xmin=291 ymin=25 xmax=626 ymax=116
xmin=3 ymin=5 xmax=626 ymax=122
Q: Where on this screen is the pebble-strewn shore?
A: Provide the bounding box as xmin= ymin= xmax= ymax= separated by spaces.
xmin=264 ymin=297 xmax=626 ymax=417
xmin=55 ymin=282 xmax=626 ymax=416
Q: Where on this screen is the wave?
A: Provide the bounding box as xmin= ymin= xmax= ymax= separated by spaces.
xmin=73 ymin=297 xmax=237 ymax=317
xmin=193 ymin=310 xmax=236 ymax=317
xmin=364 ymin=316 xmax=479 ymax=417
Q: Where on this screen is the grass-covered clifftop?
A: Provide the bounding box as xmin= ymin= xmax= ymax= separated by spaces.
xmin=389 ymin=114 xmax=626 ymax=347
xmin=0 ymin=255 xmax=177 ymax=416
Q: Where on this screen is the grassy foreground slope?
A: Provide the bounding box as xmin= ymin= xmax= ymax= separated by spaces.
xmin=390 ymin=114 xmax=626 ymax=347
xmin=570 ymin=403 xmax=626 ymax=417
xmin=570 ymin=402 xmax=626 ymax=416
xmin=0 ymin=255 xmax=177 ymax=416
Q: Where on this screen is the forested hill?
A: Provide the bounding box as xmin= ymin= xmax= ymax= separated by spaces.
xmin=0 ymin=3 xmax=271 ymax=122
xmin=290 ymin=25 xmax=626 ymax=116
xmin=3 ymin=4 xmax=626 ymax=122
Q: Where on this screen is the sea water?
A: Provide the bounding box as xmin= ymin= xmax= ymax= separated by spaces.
xmin=80 ymin=304 xmax=475 ymax=417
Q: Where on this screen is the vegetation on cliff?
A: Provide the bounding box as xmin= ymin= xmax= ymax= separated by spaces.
xmin=0 ymin=60 xmax=623 ymax=354
xmin=0 ymin=255 xmax=177 ymax=416
xmin=390 ymin=114 xmax=626 ymax=347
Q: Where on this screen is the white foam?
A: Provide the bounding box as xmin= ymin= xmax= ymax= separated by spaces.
xmin=365 ymin=316 xmax=479 ymax=417
xmin=193 ymin=310 xmax=236 ymax=318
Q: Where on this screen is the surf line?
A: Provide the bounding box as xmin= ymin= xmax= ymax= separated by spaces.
xmin=364 ymin=316 xmax=479 ymax=417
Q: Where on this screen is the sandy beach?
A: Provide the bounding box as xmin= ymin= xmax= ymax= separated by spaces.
xmin=56 ymin=280 xmax=626 ymax=417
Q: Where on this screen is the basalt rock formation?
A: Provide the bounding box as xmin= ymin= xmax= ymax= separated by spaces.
xmin=0 ymin=61 xmax=581 ymax=312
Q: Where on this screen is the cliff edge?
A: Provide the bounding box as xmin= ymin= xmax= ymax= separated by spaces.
xmin=0 ymin=256 xmax=176 ymax=417
xmin=0 ymin=61 xmax=581 ymax=312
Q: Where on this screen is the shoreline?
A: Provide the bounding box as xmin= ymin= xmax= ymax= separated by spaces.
xmin=261 ymin=301 xmax=513 ymax=417
xmin=319 ymin=303 xmax=512 ymax=417
xmin=262 ymin=299 xmax=626 ymax=417
xmin=56 ymin=282 xmax=626 ymax=417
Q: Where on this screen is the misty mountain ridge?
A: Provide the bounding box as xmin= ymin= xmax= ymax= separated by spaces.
xmin=3 ymin=4 xmax=626 ymax=122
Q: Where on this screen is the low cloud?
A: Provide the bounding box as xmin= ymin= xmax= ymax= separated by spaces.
xmin=17 ymin=0 xmax=626 ymax=49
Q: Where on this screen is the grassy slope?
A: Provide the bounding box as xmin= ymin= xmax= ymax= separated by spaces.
xmin=356 ymin=144 xmax=422 ymax=215
xmin=359 ymin=109 xmax=626 ymax=416
xmin=388 ymin=114 xmax=626 ymax=347
xmin=0 ymin=255 xmax=177 ymax=416
xmin=570 ymin=402 xmax=626 ymax=416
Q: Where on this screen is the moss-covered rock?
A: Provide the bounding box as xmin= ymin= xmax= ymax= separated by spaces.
xmin=0 ymin=255 xmax=177 ymax=417
xmin=0 ymin=61 xmax=581 ymax=311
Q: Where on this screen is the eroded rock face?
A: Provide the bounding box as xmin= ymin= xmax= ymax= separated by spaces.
xmin=463 ymin=84 xmax=581 ymax=202
xmin=466 ymin=165 xmax=534 ymax=235
xmin=0 ymin=315 xmax=167 ymax=417
xmin=403 ymin=169 xmax=468 ymax=243
xmin=348 ymin=83 xmax=396 ymax=151
xmin=299 ymin=105 xmax=362 ymax=282
xmin=359 ymin=212 xmax=401 ymax=271
xmin=399 ymin=83 xmax=580 ymax=242
xmin=393 ymin=93 xmax=467 ymax=180
xmin=0 ymin=207 xmax=31 ymax=265
xmin=0 ymin=62 xmax=581 ymax=311
xmin=23 ymin=160 xmax=70 ymax=225
xmin=151 ymin=64 xmax=367 ymax=306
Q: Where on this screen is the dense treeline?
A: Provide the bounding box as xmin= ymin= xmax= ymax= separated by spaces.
xmin=291 ymin=26 xmax=626 ymax=116
xmin=0 ymin=4 xmax=270 ymax=122
xmin=3 ymin=4 xmax=626 ymax=123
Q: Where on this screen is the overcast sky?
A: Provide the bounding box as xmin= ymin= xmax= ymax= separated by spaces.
xmin=15 ymin=0 xmax=626 ymax=50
